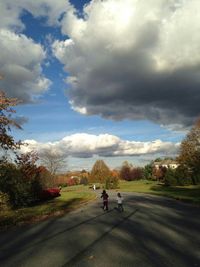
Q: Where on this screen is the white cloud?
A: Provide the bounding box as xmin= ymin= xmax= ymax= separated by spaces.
xmin=21 ymin=133 xmax=179 ymax=158
xmin=155 ymin=0 xmax=200 ymax=70
xmin=0 ymin=29 xmax=51 ymax=101
xmin=0 ymin=0 xmax=71 ymax=101
xmin=0 ymin=1 xmax=24 ymax=31
xmin=53 ymin=0 xmax=200 ymax=127
xmin=0 ymin=0 xmax=71 ymax=29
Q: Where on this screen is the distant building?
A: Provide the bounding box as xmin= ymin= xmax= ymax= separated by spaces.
xmin=153 ymin=160 xmax=179 ymax=170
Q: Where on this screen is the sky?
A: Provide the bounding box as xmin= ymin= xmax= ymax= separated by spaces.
xmin=0 ymin=0 xmax=199 ymax=171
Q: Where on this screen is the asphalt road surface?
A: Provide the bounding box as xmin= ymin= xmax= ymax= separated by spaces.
xmin=0 ymin=191 xmax=200 ymax=267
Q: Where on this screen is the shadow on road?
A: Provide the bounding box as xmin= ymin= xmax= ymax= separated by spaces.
xmin=63 ymin=209 xmax=138 ymax=266
xmin=0 ymin=194 xmax=200 ymax=267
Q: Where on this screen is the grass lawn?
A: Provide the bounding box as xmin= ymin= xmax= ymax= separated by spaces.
xmin=119 ymin=180 xmax=200 ymax=204
xmin=0 ymin=185 xmax=95 ymax=230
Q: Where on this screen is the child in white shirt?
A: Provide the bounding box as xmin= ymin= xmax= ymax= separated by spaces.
xmin=117 ymin=192 xmax=124 ymax=212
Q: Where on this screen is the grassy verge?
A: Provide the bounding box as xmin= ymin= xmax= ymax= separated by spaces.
xmin=119 ymin=180 xmax=200 ymax=204
xmin=0 ymin=185 xmax=95 ymax=230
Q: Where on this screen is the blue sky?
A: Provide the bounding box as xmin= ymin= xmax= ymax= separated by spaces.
xmin=1 ymin=0 xmax=199 ymax=170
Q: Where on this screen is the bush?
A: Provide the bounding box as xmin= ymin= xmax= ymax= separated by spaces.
xmin=105 ymin=176 xmax=119 ymax=189
xmin=0 ymin=191 xmax=10 ymax=211
xmin=164 ymin=169 xmax=178 ymax=186
xmin=66 ymin=178 xmax=79 ymax=186
xmin=0 ymin=161 xmax=43 ymax=207
xmin=175 ymin=166 xmax=193 ymax=186
xmin=164 ymin=166 xmax=195 ymax=186
xmin=191 ymin=173 xmax=200 ymax=185
xmin=37 ymin=166 xmax=55 ymax=188
xmin=58 ymin=183 xmax=67 ymax=188
xmin=80 ymin=177 xmax=88 ymax=185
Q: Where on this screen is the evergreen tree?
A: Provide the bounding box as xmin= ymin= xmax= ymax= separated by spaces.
xmin=143 ymin=163 xmax=153 ymax=179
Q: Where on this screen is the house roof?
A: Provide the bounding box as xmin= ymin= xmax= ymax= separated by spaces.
xmin=153 ymin=160 xmax=178 ymax=165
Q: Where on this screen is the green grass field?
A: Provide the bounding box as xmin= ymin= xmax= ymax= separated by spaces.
xmin=0 ymin=185 xmax=95 ymax=230
xmin=119 ymin=180 xmax=200 ymax=204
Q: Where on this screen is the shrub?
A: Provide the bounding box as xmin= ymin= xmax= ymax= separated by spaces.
xmin=164 ymin=166 xmax=195 ymax=186
xmin=175 ymin=166 xmax=193 ymax=186
xmin=164 ymin=169 xmax=178 ymax=186
xmin=0 ymin=161 xmax=43 ymax=207
xmin=0 ymin=191 xmax=10 ymax=211
xmin=37 ymin=166 xmax=55 ymax=188
xmin=66 ymin=178 xmax=79 ymax=186
xmin=80 ymin=177 xmax=88 ymax=185
xmin=105 ymin=177 xmax=111 ymax=189
xmin=192 ymin=173 xmax=200 ymax=185
xmin=57 ymin=183 xmax=67 ymax=188
xmin=105 ymin=176 xmax=119 ymax=189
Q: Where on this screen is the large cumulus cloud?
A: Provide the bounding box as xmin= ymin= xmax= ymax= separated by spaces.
xmin=0 ymin=0 xmax=71 ymax=102
xmin=53 ymin=0 xmax=200 ymax=128
xmin=0 ymin=29 xmax=51 ymax=102
xmin=21 ymin=133 xmax=179 ymax=158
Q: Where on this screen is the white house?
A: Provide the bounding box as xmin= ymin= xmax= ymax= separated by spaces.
xmin=153 ymin=160 xmax=179 ymax=170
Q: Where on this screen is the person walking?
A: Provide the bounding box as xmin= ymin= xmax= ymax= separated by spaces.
xmin=116 ymin=192 xmax=124 ymax=212
xmin=101 ymin=190 xmax=109 ymax=211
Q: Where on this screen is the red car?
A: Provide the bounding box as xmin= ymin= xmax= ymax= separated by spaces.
xmin=40 ymin=188 xmax=61 ymax=200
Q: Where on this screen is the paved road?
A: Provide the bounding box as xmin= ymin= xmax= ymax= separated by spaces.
xmin=0 ymin=191 xmax=200 ymax=267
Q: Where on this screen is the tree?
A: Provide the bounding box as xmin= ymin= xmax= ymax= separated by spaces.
xmin=0 ymin=152 xmax=43 ymax=207
xmin=119 ymin=161 xmax=132 ymax=181
xmin=143 ymin=163 xmax=153 ymax=179
xmin=153 ymin=158 xmax=162 ymax=162
xmin=80 ymin=176 xmax=88 ymax=185
xmin=164 ymin=168 xmax=177 ymax=186
xmin=37 ymin=165 xmax=53 ymax=188
xmin=105 ymin=175 xmax=119 ymax=189
xmin=90 ymin=160 xmax=111 ymax=183
xmin=130 ymin=167 xmax=144 ymax=180
xmin=178 ymin=118 xmax=200 ymax=184
xmin=39 ymin=150 xmax=68 ymax=176
xmin=119 ymin=161 xmax=144 ymax=181
xmin=152 ymin=166 xmax=167 ymax=181
xmin=15 ymin=151 xmax=39 ymax=180
xmin=0 ymin=91 xmax=22 ymax=150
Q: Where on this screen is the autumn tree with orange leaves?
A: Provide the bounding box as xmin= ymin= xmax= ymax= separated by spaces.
xmin=0 ymin=91 xmax=22 ymax=150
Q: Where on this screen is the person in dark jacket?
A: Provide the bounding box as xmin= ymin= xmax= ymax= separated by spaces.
xmin=101 ymin=190 xmax=109 ymax=211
